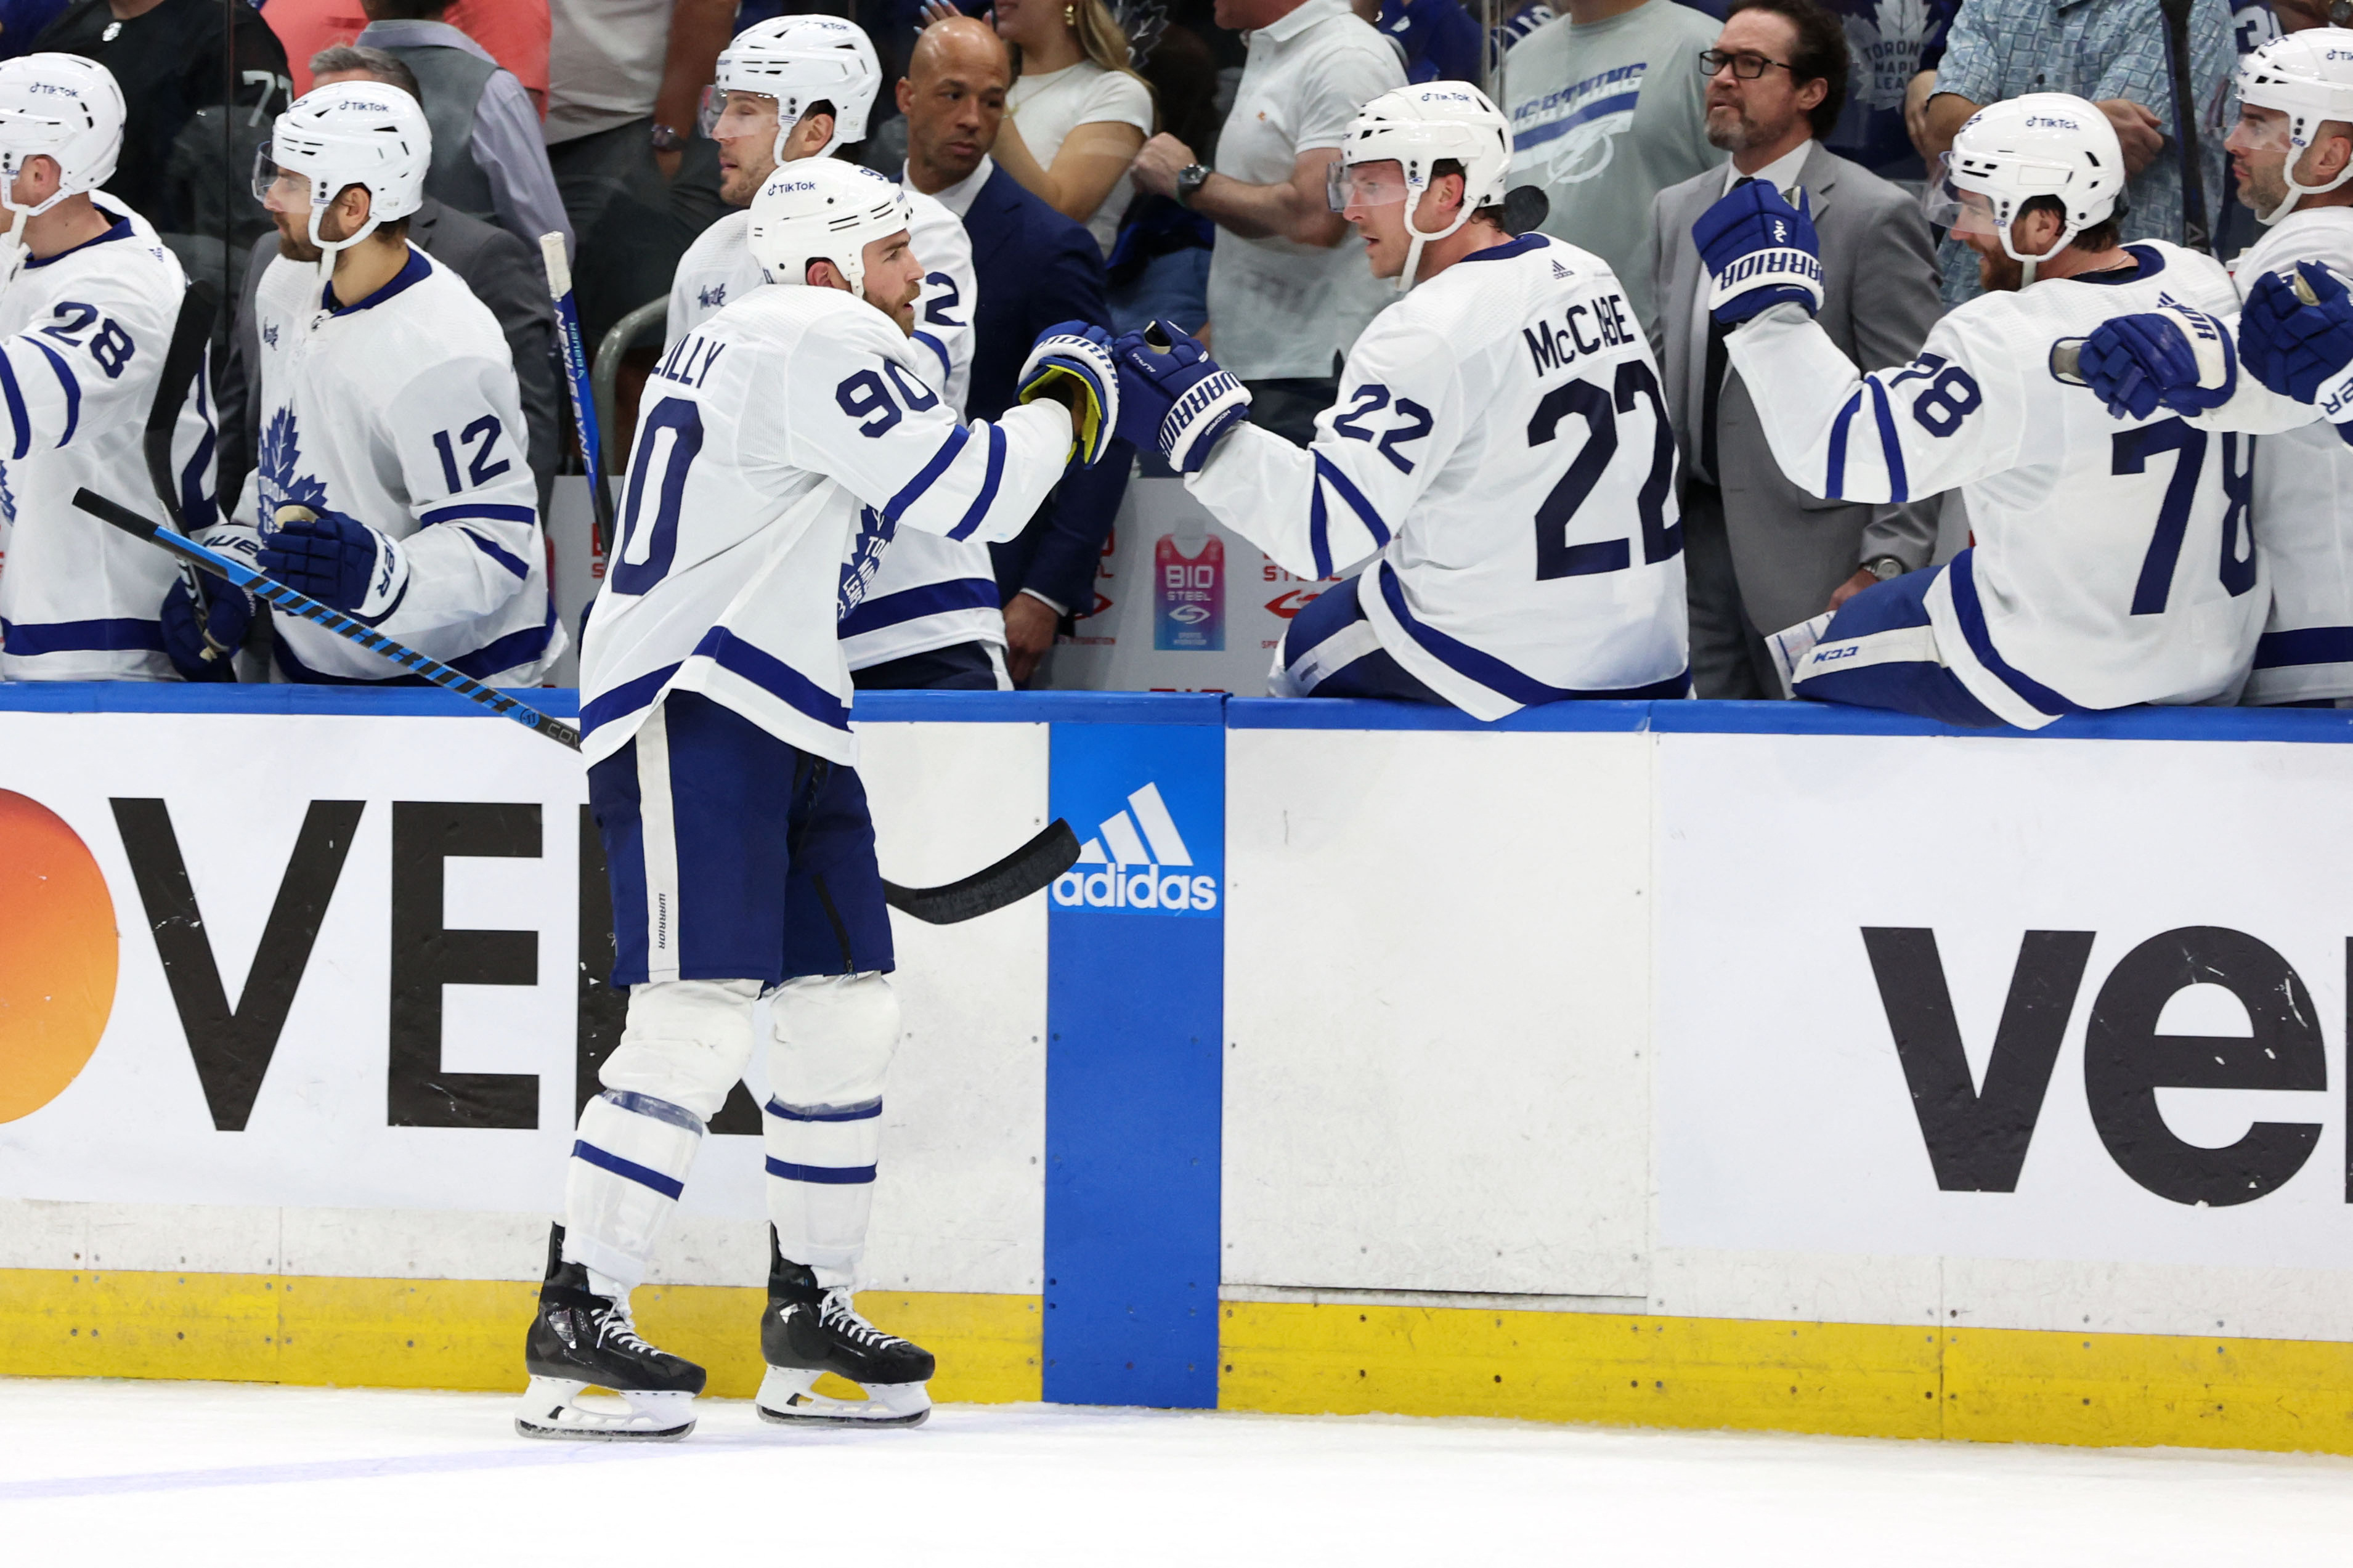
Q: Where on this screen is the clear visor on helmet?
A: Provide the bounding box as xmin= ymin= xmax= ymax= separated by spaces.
xmin=251 ymin=145 xmax=311 ymax=206
xmin=2225 ymin=99 xmax=2298 ymax=156
xmin=1919 ymin=156 xmax=2002 ymax=238
xmin=1327 ymin=159 xmax=1411 ymax=213
xmin=704 ymin=86 xmax=783 ymax=142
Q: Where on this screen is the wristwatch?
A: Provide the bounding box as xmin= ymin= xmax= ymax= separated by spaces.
xmin=1174 ymin=163 xmax=1211 ymax=206
xmin=650 ymin=121 xmax=687 ymax=153
xmin=1862 ymin=555 xmax=1906 ymax=582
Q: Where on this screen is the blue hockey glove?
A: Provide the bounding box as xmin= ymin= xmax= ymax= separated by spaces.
xmin=259 ymin=505 xmax=409 ymax=621
xmin=2241 ymin=261 xmax=2353 ymax=417
xmin=1017 ymin=320 xmax=1122 ymax=468
xmin=159 ymin=574 xmax=252 ymax=682
xmin=2076 ymin=303 xmax=2237 ymax=421
xmin=1108 ymin=319 xmax=1252 ymax=474
xmin=1693 ymin=181 xmax=1823 ymax=325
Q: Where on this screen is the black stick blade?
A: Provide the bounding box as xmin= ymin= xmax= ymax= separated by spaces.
xmin=883 ymin=819 xmax=1081 ymax=925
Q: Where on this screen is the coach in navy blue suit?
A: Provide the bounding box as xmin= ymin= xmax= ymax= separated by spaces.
xmin=899 ymin=16 xmax=1131 ymax=684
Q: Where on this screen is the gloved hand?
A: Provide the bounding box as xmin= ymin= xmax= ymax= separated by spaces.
xmin=2076 ymin=303 xmax=2237 ymax=420
xmin=1017 ymin=320 xmax=1122 ymax=467
xmin=1693 ymin=180 xmax=1824 ymax=325
xmin=2241 ymin=261 xmax=2353 ymax=418
xmin=259 ymin=504 xmax=408 ymax=620
xmin=1107 ymin=319 xmax=1252 ymax=474
xmin=159 ymin=574 xmax=252 ymax=682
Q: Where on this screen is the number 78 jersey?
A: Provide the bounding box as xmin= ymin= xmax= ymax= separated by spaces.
xmin=1727 ymin=241 xmax=2266 ymax=725
xmin=1184 ymin=233 xmax=1689 ymax=720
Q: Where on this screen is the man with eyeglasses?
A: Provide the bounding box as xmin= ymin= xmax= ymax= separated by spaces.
xmin=1498 ymin=0 xmax=1719 ymax=327
xmin=1644 ymin=0 xmax=1941 ymax=699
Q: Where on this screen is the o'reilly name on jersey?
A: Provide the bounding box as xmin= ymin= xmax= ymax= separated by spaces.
xmin=1051 ymin=781 xmax=1219 ymax=914
xmin=1523 ymin=286 xmax=1641 ymax=376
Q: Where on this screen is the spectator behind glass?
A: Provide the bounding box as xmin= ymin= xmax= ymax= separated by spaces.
xmin=0 ymin=0 xmax=68 ymax=60
xmin=216 ymin=44 xmax=563 ymax=519
xmin=351 ymin=0 xmax=571 ymax=258
xmin=260 ymin=0 xmax=549 ymax=116
xmin=1130 ymin=0 xmax=1405 ymax=446
xmin=541 ymin=0 xmax=733 ymax=343
xmin=939 ymin=0 xmax=1155 ymax=258
xmin=1498 ymin=0 xmax=1721 ymax=330
xmin=1816 ymin=0 xmax=1954 ymax=181
xmin=1105 ymin=18 xmax=1219 ymax=333
xmin=1368 ymin=0 xmax=1482 ymax=83
xmin=900 ymin=15 xmax=1130 ymax=684
xmin=1911 ymin=0 xmax=2232 ymax=303
xmin=35 ymin=0 xmax=290 ymax=295
xmin=1645 ymin=0 xmax=1941 ymax=698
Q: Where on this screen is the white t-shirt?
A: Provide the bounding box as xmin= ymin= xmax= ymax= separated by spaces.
xmin=1007 ymin=60 xmax=1155 ymax=257
xmin=547 ymin=0 xmax=672 ymax=144
xmin=1209 ymin=0 xmax=1405 ymax=381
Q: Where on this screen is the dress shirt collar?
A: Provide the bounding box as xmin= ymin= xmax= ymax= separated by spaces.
xmin=911 ymin=155 xmax=993 ymax=218
xmin=1723 ymin=138 xmax=1815 ymax=200
xmin=1252 ymin=0 xmax=1352 ymax=47
xmin=354 ymin=18 xmax=496 ymax=66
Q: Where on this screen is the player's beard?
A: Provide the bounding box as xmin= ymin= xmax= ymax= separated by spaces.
xmin=720 ymin=147 xmax=778 ymax=206
xmin=2235 ymin=155 xmax=2290 ymax=222
xmin=1975 ymin=243 xmax=2026 ymax=294
xmin=864 ymin=279 xmax=920 ymax=336
xmin=274 ymin=215 xmax=323 ymax=264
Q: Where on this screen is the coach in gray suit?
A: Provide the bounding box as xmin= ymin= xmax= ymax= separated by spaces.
xmin=1644 ymin=0 xmax=1942 ymax=699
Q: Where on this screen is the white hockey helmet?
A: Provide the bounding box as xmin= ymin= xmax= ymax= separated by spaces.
xmin=0 ymin=53 xmax=124 ymax=219
xmin=2237 ymin=29 xmax=2353 ymax=222
xmin=256 ymin=81 xmax=430 ymax=266
xmin=1332 ymin=81 xmax=1512 ymax=291
xmin=1929 ymin=92 xmax=2124 ymax=281
xmin=711 ymin=15 xmax=882 ymax=166
xmin=746 ymin=158 xmax=911 ymax=298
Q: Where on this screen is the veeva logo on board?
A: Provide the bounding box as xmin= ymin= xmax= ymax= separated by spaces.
xmin=1050 ymin=782 xmax=1218 ymax=914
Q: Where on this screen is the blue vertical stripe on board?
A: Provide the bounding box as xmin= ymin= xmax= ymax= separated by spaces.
xmin=1043 ymin=712 xmax=1224 ymax=1408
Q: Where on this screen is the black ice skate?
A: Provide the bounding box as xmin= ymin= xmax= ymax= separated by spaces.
xmin=755 ymin=1236 xmax=935 ymax=1427
xmin=516 ymin=1224 xmax=706 ymax=1441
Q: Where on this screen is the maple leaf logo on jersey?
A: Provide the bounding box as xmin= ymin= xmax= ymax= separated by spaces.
xmin=0 ymin=460 xmax=16 ymax=527
xmin=254 ymin=407 xmax=339 ymax=531
xmin=837 ymin=505 xmax=898 ymax=621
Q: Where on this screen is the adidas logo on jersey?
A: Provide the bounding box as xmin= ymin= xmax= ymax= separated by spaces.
xmin=1050 ymin=782 xmax=1219 ymax=913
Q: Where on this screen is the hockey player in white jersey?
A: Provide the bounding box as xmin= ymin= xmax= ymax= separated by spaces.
xmin=669 ymin=15 xmax=1006 ymax=688
xmin=0 ymin=54 xmax=216 ymax=682
xmin=2066 ymin=32 xmax=2353 ymax=706
xmin=519 ymin=157 xmax=1117 ymax=1440
xmin=1704 ymin=94 xmax=2263 ymax=728
xmin=214 ymin=83 xmax=561 ymax=686
xmin=1106 ymin=84 xmax=1688 ymax=719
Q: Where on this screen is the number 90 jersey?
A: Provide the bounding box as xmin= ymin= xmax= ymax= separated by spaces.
xmin=1185 ymin=233 xmax=1689 ymax=720
xmin=578 ymin=283 xmax=1073 ymax=768
xmin=1728 ymin=241 xmax=2266 ymax=726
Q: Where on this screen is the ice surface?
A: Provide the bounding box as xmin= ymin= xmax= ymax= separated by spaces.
xmin=4 ymin=1378 xmax=2352 ymax=1563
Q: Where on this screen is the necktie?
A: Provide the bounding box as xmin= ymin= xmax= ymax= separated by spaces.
xmin=1699 ymin=176 xmax=1757 ymax=485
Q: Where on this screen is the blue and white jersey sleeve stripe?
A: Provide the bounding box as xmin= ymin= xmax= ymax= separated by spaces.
xmin=1728 ymin=307 xmax=2022 ymax=508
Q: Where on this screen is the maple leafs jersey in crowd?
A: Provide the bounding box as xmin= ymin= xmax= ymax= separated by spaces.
xmin=577 ymin=283 xmax=1072 ymax=768
xmin=665 ymin=188 xmax=1003 ymax=673
xmin=1187 ymin=232 xmax=1689 ymax=720
xmin=0 ymin=206 xmax=216 ymax=680
xmin=1729 ymin=241 xmax=2264 ymax=727
xmin=2160 ymin=209 xmax=2353 ymax=704
xmin=219 ymin=248 xmax=558 ymax=684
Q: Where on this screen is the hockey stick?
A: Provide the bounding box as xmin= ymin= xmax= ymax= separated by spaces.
xmin=883 ymin=818 xmax=1080 ymax=924
xmin=147 ymin=278 xmax=224 ymax=656
xmin=71 ymin=487 xmax=582 ymax=750
xmin=541 ymin=232 xmax=614 ymax=556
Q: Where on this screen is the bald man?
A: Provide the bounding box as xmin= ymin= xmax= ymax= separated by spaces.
xmin=900 ymin=17 xmax=1129 ymax=684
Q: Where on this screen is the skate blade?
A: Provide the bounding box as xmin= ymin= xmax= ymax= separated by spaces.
xmin=753 ymin=1365 xmax=931 ymax=1428
xmin=514 ymin=1376 xmax=697 ymax=1442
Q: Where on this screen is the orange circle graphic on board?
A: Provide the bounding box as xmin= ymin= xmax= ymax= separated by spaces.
xmin=0 ymin=790 xmax=118 ymax=1121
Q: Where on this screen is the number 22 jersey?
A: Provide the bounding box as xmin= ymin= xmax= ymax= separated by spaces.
xmin=1185 ymin=232 xmax=1690 ymax=720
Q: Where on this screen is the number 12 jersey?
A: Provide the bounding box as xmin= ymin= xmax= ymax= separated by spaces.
xmin=1185 ymin=232 xmax=1689 ymax=720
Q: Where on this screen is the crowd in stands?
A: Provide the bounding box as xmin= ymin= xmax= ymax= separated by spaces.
xmin=4 ymin=0 xmax=2342 ymax=725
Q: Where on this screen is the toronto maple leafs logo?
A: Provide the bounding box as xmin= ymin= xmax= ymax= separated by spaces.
xmin=1844 ymin=0 xmax=1933 ymax=113
xmin=254 ymin=406 xmax=341 ymax=531
xmin=0 ymin=460 xmax=16 ymax=526
xmin=837 ymin=505 xmax=896 ymax=620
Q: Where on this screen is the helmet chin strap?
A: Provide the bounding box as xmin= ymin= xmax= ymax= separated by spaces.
xmin=0 ymin=167 xmax=76 ymax=296
xmin=1998 ymin=221 xmax=2075 ymax=288
xmin=307 ymin=200 xmax=382 ymax=295
xmin=1394 ymin=178 xmax=1476 ymax=294
xmin=2259 ymin=137 xmax=2353 ymax=225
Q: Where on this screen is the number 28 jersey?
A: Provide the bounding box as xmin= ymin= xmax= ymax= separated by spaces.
xmin=1186 ymin=232 xmax=1689 ymax=720
xmin=1728 ymin=242 xmax=2264 ymax=726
